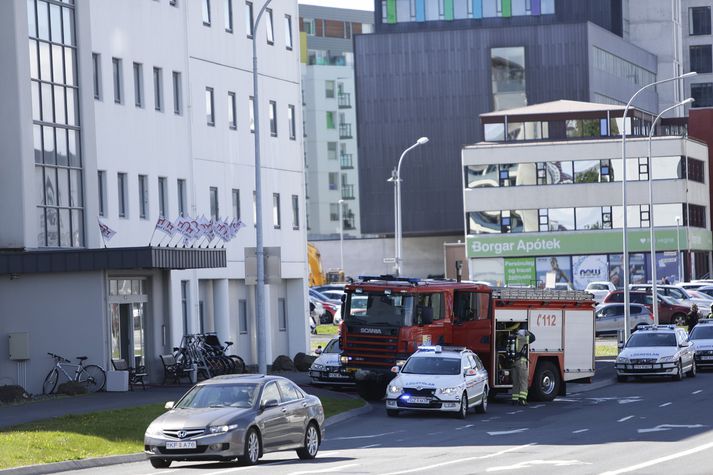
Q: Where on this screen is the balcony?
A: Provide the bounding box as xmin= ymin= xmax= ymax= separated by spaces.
xmin=339 ymin=123 xmax=352 ymax=139
xmin=338 ymin=93 xmax=351 ymax=109
xmin=341 ymin=184 xmax=355 ymax=200
xmin=340 ymin=153 xmax=353 ymax=169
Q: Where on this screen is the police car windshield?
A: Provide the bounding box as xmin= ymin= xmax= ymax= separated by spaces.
xmin=401 ymin=356 xmax=461 ymax=375
xmin=689 ymin=326 xmax=713 ymax=340
xmin=345 ymin=293 xmax=414 ymax=327
xmin=323 ymin=339 xmax=340 ymax=353
xmin=626 ymin=332 xmax=677 ymax=348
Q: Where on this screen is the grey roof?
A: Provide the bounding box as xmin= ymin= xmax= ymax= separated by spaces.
xmin=480 ymin=100 xmax=627 ymax=118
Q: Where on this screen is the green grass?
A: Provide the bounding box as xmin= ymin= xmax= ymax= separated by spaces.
xmin=316 ymin=324 xmax=339 ymax=335
xmin=595 ymin=340 xmax=619 ymax=357
xmin=0 ymin=396 xmax=364 ymax=470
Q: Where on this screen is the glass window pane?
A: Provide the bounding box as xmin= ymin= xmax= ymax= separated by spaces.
xmin=43 ymin=125 xmax=55 ymax=164
xmin=574 ymin=160 xmax=600 ymax=183
xmin=29 ymin=39 xmax=39 ymax=79
xmin=548 ymin=208 xmax=575 ymax=231
xmin=33 ymin=125 xmax=43 ymax=164
xmin=55 ymin=127 xmax=67 ymax=166
xmin=46 ymin=207 xmax=58 ymax=246
xmin=39 ymin=41 xmax=51 ymax=81
xmin=67 ymin=129 xmax=79 ymax=167
xmin=576 ymin=207 xmax=603 ymax=230
xmin=70 ymin=168 xmax=82 ymax=206
xmin=57 ymin=167 xmax=69 ymax=207
xmin=53 ymin=85 xmax=66 ymax=125
xmin=653 ymin=204 xmax=682 ymax=227
xmin=31 ymin=80 xmax=41 ymax=122
xmin=64 ymin=47 xmax=75 ymax=86
xmin=484 ymin=123 xmax=505 ymax=141
xmin=37 ymin=1 xmax=50 ymax=40
xmin=491 ymin=46 xmax=527 ymax=111
xmin=62 ymin=6 xmax=74 ymax=46
xmin=49 ymin=3 xmax=62 ymax=43
xmin=59 ymin=208 xmax=70 ymax=246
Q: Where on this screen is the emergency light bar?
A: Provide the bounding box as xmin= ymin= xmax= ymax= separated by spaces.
xmin=637 ymin=324 xmax=677 ymax=331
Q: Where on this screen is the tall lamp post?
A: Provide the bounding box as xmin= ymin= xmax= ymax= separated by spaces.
xmin=252 ymin=0 xmax=272 ymax=375
xmin=620 ymin=71 xmax=696 ymax=337
xmin=647 ymin=98 xmax=694 ymax=324
xmin=392 ymin=137 xmax=429 ymax=276
xmin=675 ymin=216 xmax=682 ymax=282
xmin=338 ymin=199 xmax=345 ymax=273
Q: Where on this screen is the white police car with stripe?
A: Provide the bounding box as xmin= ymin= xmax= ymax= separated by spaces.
xmin=689 ymin=319 xmax=713 ymax=368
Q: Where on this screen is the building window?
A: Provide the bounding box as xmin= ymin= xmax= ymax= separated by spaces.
xmin=92 ymin=53 xmax=101 ymax=100
xmin=249 ymin=96 xmax=255 ymax=132
xmin=98 ymin=170 xmax=107 ymax=216
xmin=172 ymin=71 xmax=182 ymax=114
xmin=285 ymin=15 xmax=293 ymax=50
xmin=232 ymin=189 xmax=240 ymax=220
xmin=239 ymin=299 xmax=248 ymax=334
xmin=491 ymin=47 xmax=527 ymax=111
xmin=688 ymin=158 xmax=705 ymax=183
xmin=326 ymin=111 xmax=335 ymax=129
xmin=138 ymin=175 xmax=149 ymax=219
xmin=287 ymin=104 xmax=296 ymax=139
xmin=687 ymin=204 xmax=706 ymax=228
xmin=689 ymin=6 xmax=711 ymax=36
xmin=202 ymin=0 xmax=211 ymax=25
xmin=210 ymin=186 xmax=219 ymax=220
xmin=328 ymin=172 xmax=338 ymax=190
xmin=245 ymin=1 xmax=254 ymax=38
xmin=158 ymin=177 xmax=168 ymax=217
xmin=153 ymin=67 xmax=163 ymax=111
xmin=228 ymin=91 xmax=237 ymax=129
xmin=330 ymin=203 xmax=339 ymax=221
xmin=691 ymin=83 xmax=713 ymax=107
xmin=170 ymin=0 xmax=178 ymax=6
xmin=273 ymin=193 xmax=281 ymax=228
xmin=690 ymin=45 xmax=713 ymax=73
xmin=177 ymin=178 xmax=187 ymax=216
xmin=269 ymin=100 xmax=277 ymax=136
xmin=303 ymin=18 xmax=315 ymax=35
xmin=206 ymin=87 xmax=215 ymax=125
xmin=181 ymin=281 xmax=189 ymax=335
xmin=112 ymin=57 xmax=122 ymax=104
xmin=278 ymin=298 xmax=286 ymax=331
xmin=224 ymin=0 xmax=233 ymax=32
xmin=118 ymin=172 xmax=128 ymax=218
xmin=266 ymin=8 xmax=274 ymax=44
xmin=327 ymin=142 xmax=337 ymax=160
xmin=291 ymin=194 xmax=299 ymax=229
xmin=133 ymin=63 xmax=143 ymax=108
xmin=325 ymin=80 xmax=335 ymax=98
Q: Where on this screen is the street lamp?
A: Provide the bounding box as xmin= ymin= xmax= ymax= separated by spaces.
xmin=338 ymin=199 xmax=345 ymax=273
xmin=647 ymin=98 xmax=694 ymax=324
xmin=392 ymin=137 xmax=429 ymax=276
xmin=252 ymin=0 xmax=272 ymax=375
xmin=675 ymin=216 xmax=682 ymax=282
xmin=620 ymin=71 xmax=696 ymax=337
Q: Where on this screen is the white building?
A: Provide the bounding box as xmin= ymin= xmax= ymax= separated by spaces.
xmin=0 ymin=0 xmax=308 ymax=393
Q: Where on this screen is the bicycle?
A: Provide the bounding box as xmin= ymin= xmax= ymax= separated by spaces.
xmin=43 ymin=352 xmax=107 ymax=394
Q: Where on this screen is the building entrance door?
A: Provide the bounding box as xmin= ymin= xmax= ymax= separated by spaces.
xmin=109 ymin=278 xmax=149 ymax=368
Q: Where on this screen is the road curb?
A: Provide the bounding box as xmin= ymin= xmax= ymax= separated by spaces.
xmin=325 ymin=400 xmax=372 ymax=428
xmin=0 ymin=453 xmax=146 ymax=475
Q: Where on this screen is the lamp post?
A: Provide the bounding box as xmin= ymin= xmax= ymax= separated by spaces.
xmin=675 ymin=216 xmax=682 ymax=282
xmin=338 ymin=199 xmax=344 ymax=273
xmin=392 ymin=137 xmax=429 ymax=276
xmin=251 ymin=0 xmax=272 ymax=375
xmin=620 ymin=71 xmax=696 ymax=337
xmin=647 ymin=98 xmax=694 ymax=325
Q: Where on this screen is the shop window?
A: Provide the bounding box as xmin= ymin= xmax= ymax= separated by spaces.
xmin=688 ymin=158 xmax=705 ymax=183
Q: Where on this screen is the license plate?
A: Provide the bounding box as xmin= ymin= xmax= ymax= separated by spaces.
xmin=633 ymin=364 xmax=652 ymax=369
xmin=701 ymin=356 xmax=713 ymax=360
xmin=409 ymin=397 xmax=431 ymax=404
xmin=165 ymin=441 xmax=197 ymax=450
xmin=328 ymin=372 xmax=348 ymax=378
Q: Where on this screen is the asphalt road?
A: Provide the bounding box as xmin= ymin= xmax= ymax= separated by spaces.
xmin=56 ymin=366 xmax=713 ymax=475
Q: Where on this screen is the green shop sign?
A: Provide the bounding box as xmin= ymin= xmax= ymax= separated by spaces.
xmin=504 ymin=258 xmax=536 ymax=286
xmin=466 ymin=228 xmax=712 ymax=259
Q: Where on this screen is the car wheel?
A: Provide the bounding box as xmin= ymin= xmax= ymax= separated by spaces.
xmin=475 ymin=387 xmax=488 ymax=414
xmin=238 ymin=428 xmax=261 ymax=466
xmin=455 ymin=392 xmax=468 ymax=419
xmin=297 ymin=422 xmax=320 ymax=460
xmin=386 ymin=409 xmax=399 ymax=417
xmin=687 ymin=360 xmax=697 ymax=378
xmin=673 ymin=314 xmax=686 ymax=326
xmin=532 ymin=360 xmax=561 ymax=401
xmin=674 ymin=360 xmax=684 ymax=381
xmin=150 ymin=459 xmax=171 ymax=468
xmin=617 ymin=374 xmax=628 ymax=383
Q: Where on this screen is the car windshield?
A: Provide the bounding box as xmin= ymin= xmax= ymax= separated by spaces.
xmin=401 ymin=356 xmax=461 ymax=375
xmin=175 ymin=383 xmax=259 ymax=409
xmin=690 ymin=326 xmax=713 ymax=340
xmin=323 ymin=339 xmax=341 ymax=353
xmin=626 ymin=332 xmax=677 ymax=348
xmin=344 ymin=292 xmax=414 ymax=327
xmin=589 ymin=284 xmax=608 ymax=290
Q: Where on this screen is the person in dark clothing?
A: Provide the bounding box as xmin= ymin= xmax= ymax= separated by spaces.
xmin=687 ymin=304 xmax=700 ymax=333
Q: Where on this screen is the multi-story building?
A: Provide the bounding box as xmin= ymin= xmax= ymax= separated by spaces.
xmin=462 ymin=100 xmax=712 ymax=287
xmin=300 ymin=4 xmax=372 ymax=240
xmin=682 ymin=1 xmax=713 ymax=107
xmin=0 ymin=0 xmax=307 ymax=392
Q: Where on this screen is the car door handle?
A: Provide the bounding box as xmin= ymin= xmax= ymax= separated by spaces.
xmin=302 ymin=402 xmax=308 ymax=407
xmin=281 ymin=408 xmax=287 ymax=413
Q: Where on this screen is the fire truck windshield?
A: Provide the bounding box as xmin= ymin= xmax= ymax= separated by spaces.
xmin=345 ymin=293 xmax=414 ymax=327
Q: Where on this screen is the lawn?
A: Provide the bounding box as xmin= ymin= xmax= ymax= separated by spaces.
xmin=595 ymin=339 xmax=619 ymax=357
xmin=316 ymin=324 xmax=339 ymax=335
xmin=0 ymin=397 xmax=363 ymax=470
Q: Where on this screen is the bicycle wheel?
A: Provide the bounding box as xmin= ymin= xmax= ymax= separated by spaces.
xmin=43 ymin=368 xmax=59 ymax=395
xmin=79 ymin=365 xmax=106 ymax=392
xmin=229 ymin=355 xmax=246 ymax=374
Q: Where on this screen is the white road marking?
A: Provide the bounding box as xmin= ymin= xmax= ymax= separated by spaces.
xmin=381 ymin=443 xmax=536 ymax=475
xmin=617 ymin=415 xmax=635 ymax=422
xmin=456 ymin=424 xmax=475 ymax=430
xmin=506 ymin=410 xmax=524 ymax=415
xmin=332 ymin=431 xmax=401 ymax=440
xmin=529 ymin=404 xmax=545 ymax=409
xmin=572 ymin=429 xmax=590 ymax=434
xmin=600 ymin=440 xmax=713 ymax=475
xmin=487 ymin=428 xmax=529 ymax=436
xmin=659 ymin=402 xmax=672 ymax=407
xmin=487 ymin=459 xmax=592 ymax=472
xmin=287 ymin=463 xmax=360 ymax=475
xmin=360 ymin=443 xmax=381 ymax=449
xmin=553 ymin=397 xmax=578 ymax=402
xmin=637 ymin=424 xmax=706 ymax=434
xmin=618 ymin=397 xmax=642 ymax=405
xmin=427 ymin=431 xmax=444 ymax=435
xmin=692 ymin=389 xmax=703 ymax=394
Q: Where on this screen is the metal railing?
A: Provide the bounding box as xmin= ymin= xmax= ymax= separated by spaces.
xmin=340 ymin=153 xmax=353 ymax=169
xmin=341 ymin=184 xmax=355 ymax=200
xmin=339 ymin=123 xmax=353 ymax=139
xmin=492 ymin=287 xmax=594 ymax=301
xmin=338 ymin=92 xmax=351 ymax=108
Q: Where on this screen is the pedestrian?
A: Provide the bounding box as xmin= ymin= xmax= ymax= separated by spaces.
xmin=687 ymin=304 xmax=700 ymax=333
xmin=511 ymin=329 xmax=536 ymax=406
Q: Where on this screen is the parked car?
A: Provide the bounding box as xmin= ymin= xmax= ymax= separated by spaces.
xmin=144 ymin=375 xmax=325 ymax=468
xmin=602 ymin=291 xmax=689 ymax=325
xmin=615 ymin=325 xmax=696 ymax=382
xmin=312 ymin=284 xmax=346 ymax=294
xmin=630 ymin=284 xmax=712 ymax=317
xmin=385 ymin=346 xmax=489 ymax=419
xmin=309 ymin=295 xmax=334 ymax=325
xmin=689 ymin=319 xmax=713 ymax=369
xmin=320 ymin=289 xmax=346 ymax=301
xmin=694 ymin=285 xmax=713 ymax=300
xmin=585 ymin=281 xmax=616 ymax=303
xmin=309 ymin=338 xmax=352 ymax=385
xmin=594 ymin=303 xmax=654 ymax=336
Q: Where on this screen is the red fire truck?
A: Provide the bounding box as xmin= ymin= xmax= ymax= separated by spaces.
xmin=339 ymin=276 xmax=596 ymax=401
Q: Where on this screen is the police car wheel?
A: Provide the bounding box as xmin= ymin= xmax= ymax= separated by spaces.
xmin=475 ymin=387 xmax=488 ymax=414
xmin=455 ymin=392 xmax=468 ymax=419
xmin=673 ymin=361 xmax=684 ymax=381
xmin=687 ymin=361 xmax=697 ymax=378
xmin=386 ymin=409 xmax=399 ymax=417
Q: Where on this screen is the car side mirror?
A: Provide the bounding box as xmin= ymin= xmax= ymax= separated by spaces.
xmin=681 ymin=341 xmax=692 ymax=347
xmin=164 ymin=401 xmax=175 ymax=410
xmin=617 ymin=341 xmax=624 ymax=350
xmin=391 ymin=365 xmax=400 ymax=374
xmin=261 ymin=399 xmax=279 ymax=410
xmin=464 ymin=368 xmax=476 ymax=376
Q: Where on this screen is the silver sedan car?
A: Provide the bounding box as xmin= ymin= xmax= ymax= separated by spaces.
xmin=144 ymin=374 xmax=325 ymax=468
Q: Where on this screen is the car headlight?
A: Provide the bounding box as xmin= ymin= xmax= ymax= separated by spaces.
xmin=311 ymin=363 xmax=325 ymax=371
xmin=145 ymin=424 xmax=163 ymax=437
xmin=387 ymin=384 xmax=403 ymax=395
xmin=438 ymin=386 xmax=461 ymax=396
xmin=208 ymin=424 xmax=238 ymax=434
xmin=658 ymin=355 xmax=677 ymax=363
xmin=616 ymin=357 xmax=630 ymax=364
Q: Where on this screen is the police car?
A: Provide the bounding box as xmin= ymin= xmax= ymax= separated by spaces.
xmin=384 ymin=346 xmax=488 ymax=419
xmin=689 ymin=319 xmax=713 ymax=369
xmin=308 ymin=339 xmax=353 ymax=385
xmin=615 ymin=325 xmax=696 ymax=382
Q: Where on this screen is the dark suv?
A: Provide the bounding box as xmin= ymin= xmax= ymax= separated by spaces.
xmin=602 ymin=291 xmax=688 ymax=325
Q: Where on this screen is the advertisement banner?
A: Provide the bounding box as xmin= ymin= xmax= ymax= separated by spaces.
xmin=535 ymin=256 xmax=572 ymax=288
xmin=504 ymin=258 xmax=536 ymax=287
xmin=609 ymin=253 xmax=647 ymax=287
xmin=572 ymin=255 xmax=608 ymax=290
xmin=655 ymin=251 xmax=680 ymax=284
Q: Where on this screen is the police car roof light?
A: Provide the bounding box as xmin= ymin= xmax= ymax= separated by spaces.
xmin=638 ymin=324 xmax=676 ymax=331
xmin=697 ymin=319 xmax=713 ymax=325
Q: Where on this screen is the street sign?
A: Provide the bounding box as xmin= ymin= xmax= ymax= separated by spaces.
xmin=383 ymin=257 xmax=396 ymax=263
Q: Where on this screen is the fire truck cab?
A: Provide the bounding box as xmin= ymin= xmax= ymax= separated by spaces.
xmin=339 ymin=276 xmax=595 ymax=401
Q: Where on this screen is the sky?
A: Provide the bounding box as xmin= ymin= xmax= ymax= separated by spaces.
xmin=298 ymin=0 xmax=374 ymax=11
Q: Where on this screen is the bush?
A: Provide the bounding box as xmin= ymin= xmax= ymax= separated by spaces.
xmin=0 ymin=385 xmax=29 ymax=403
xmin=57 ymin=381 xmax=88 ymax=396
xmin=294 ymin=352 xmax=317 ymax=372
xmin=271 ymin=355 xmax=296 ymax=372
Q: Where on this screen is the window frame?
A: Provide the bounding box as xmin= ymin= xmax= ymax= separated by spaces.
xmin=273 ymin=192 xmax=281 ymax=228
xmin=210 ymin=186 xmax=219 ymax=220
xmin=265 ymin=8 xmax=274 ymax=45
xmin=98 ymin=170 xmax=107 ymax=217
xmin=206 ymin=87 xmax=215 ymax=126
xmin=158 ymin=176 xmax=168 ymax=218
xmin=291 ymin=194 xmax=299 ymax=229
xmin=224 ymin=0 xmax=234 ymax=32
xmin=112 ymin=57 xmax=123 ymax=104
xmin=92 ymin=53 xmax=102 ymax=100
xmin=287 ymin=104 xmax=296 ymax=140
xmin=177 ymin=178 xmax=187 ymax=216
xmin=138 ymin=174 xmax=149 ymax=219
xmin=284 ymin=14 xmax=293 ymax=50
xmin=202 ymin=0 xmax=212 ymax=26
xmin=133 ymin=62 xmax=143 ymax=108
xmin=117 ymin=172 xmax=128 ymax=218
xmin=172 ymin=71 xmax=182 ymax=115
xmin=228 ymin=91 xmax=237 ymax=129
xmin=269 ymin=100 xmax=277 ymax=136
xmin=245 ymin=1 xmax=254 ymax=38
xmin=153 ymin=67 xmax=163 ymax=111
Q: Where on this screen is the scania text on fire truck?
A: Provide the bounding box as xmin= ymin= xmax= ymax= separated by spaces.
xmin=338 ymin=276 xmax=595 ymax=401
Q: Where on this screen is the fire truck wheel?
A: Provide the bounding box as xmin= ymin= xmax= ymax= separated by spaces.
xmin=532 ymin=360 xmax=561 ymax=402
xmin=386 ymin=409 xmax=399 ymax=417
xmin=475 ymin=387 xmax=488 ymax=414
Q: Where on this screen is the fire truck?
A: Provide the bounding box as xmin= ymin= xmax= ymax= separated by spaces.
xmin=339 ymin=276 xmax=595 ymax=401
